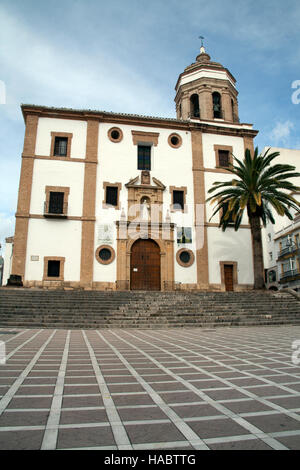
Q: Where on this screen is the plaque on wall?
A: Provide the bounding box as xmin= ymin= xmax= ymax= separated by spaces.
xmin=97 ymin=224 xmax=114 ymax=244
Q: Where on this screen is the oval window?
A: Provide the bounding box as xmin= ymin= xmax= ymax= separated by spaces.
xmin=108 ymin=127 xmax=123 ymax=143
xmin=179 ymin=250 xmax=191 ymax=264
xmin=99 ymin=248 xmax=111 ymax=261
xmin=95 ymin=245 xmax=115 ymax=265
xmin=168 ymin=133 xmax=182 ymax=148
xmin=176 ymin=249 xmax=194 ymax=267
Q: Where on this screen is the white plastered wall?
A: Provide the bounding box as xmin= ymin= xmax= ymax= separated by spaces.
xmin=25 ymin=218 xmax=82 ymax=282
xmin=207 ymin=227 xmax=254 ymax=285
xmin=26 ymin=115 xmax=87 ymax=282
xmin=35 ymin=117 xmax=87 ymax=158
xmin=30 ymin=159 xmax=85 ymax=217
xmin=203 ymin=132 xmax=253 ymax=285
xmin=202 ymin=132 xmax=245 ymax=169
xmin=94 ymin=122 xmax=197 ymax=284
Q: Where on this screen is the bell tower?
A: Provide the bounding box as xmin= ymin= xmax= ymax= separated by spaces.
xmin=175 ymin=45 xmax=239 ymax=123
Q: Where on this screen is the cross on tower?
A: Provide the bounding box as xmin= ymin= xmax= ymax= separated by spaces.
xmin=199 ymin=36 xmax=205 ymax=48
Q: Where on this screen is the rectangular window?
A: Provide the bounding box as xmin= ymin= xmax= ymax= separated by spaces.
xmin=54 ymin=137 xmax=68 ymax=156
xmin=105 ymin=186 xmax=118 ymax=207
xmin=282 ymin=258 xmax=295 ymax=273
xmin=173 ymin=190 xmax=184 ymax=210
xmin=218 ymin=150 xmax=230 ymax=167
xmin=47 ymin=260 xmax=60 ymax=277
xmin=48 ymin=192 xmax=64 ymax=214
xmin=170 ymin=186 xmax=187 ymax=213
xmin=138 ymin=145 xmax=151 ymax=170
xmin=281 ymin=235 xmax=293 ymax=249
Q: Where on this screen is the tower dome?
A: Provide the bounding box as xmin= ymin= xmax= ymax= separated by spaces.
xmin=175 ymin=47 xmax=239 ymax=123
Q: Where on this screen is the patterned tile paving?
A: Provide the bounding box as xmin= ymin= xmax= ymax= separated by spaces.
xmin=0 ymin=326 xmax=299 ymax=450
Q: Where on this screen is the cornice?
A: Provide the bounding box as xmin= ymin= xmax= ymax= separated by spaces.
xmin=20 ymin=104 xmax=258 ymax=138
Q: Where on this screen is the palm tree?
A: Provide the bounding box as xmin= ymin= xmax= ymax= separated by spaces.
xmin=206 ymin=147 xmax=300 ymax=289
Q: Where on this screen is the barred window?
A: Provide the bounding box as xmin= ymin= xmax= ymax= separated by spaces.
xmin=218 ymin=150 xmax=230 ymax=167
xmin=105 ymin=186 xmax=118 ymax=207
xmin=54 ymin=137 xmax=68 ymax=156
xmin=49 ymin=192 xmax=64 ymax=214
xmin=173 ymin=190 xmax=184 ymax=210
xmin=138 ymin=145 xmax=151 ymax=170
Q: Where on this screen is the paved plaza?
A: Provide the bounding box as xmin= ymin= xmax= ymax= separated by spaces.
xmin=0 ymin=325 xmax=300 ymax=450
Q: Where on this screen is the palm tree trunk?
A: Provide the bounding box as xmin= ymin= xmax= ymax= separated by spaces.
xmin=249 ymin=213 xmax=265 ymax=290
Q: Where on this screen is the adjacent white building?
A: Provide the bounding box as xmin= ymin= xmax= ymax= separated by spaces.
xmin=262 ymin=147 xmax=300 ymax=291
xmin=5 ymin=47 xmax=259 ymax=291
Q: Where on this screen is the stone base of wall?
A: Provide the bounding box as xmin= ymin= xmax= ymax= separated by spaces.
xmin=23 ymin=280 xmax=254 ymax=292
xmin=209 ymin=283 xmax=253 ymax=292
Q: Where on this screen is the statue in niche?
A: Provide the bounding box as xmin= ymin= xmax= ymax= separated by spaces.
xmin=140 ymin=197 xmax=151 ymax=221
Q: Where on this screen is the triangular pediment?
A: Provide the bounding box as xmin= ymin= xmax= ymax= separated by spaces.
xmin=125 ymin=172 xmax=166 ymax=191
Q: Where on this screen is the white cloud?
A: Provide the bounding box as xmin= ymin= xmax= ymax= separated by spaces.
xmin=269 ymin=121 xmax=295 ymax=146
xmin=0 ymin=6 xmax=173 ymax=119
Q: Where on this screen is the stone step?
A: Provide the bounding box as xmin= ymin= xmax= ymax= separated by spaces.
xmin=0 ymin=288 xmax=298 ymax=329
xmin=0 ymin=312 xmax=299 ymax=321
xmin=1 ymin=320 xmax=300 ymax=329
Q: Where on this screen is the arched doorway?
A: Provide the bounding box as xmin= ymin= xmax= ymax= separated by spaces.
xmin=130 ymin=239 xmax=161 ymax=291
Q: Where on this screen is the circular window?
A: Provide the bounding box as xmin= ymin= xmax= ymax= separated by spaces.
xmin=99 ymin=248 xmax=111 ymax=261
xmin=179 ymin=251 xmax=191 ymax=264
xmin=168 ymin=133 xmax=182 ymax=149
xmin=95 ymin=245 xmax=115 ymax=265
xmin=108 ymin=127 xmax=123 ymax=143
xmin=176 ymin=249 xmax=194 ymax=267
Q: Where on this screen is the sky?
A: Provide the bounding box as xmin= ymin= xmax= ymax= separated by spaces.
xmin=1 ymin=0 xmax=300 ymax=251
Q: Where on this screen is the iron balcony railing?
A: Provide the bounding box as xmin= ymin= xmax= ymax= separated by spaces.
xmin=44 ymin=201 xmax=68 ymax=218
xmin=277 ymin=244 xmax=299 ymax=259
xmin=280 ymin=268 xmax=300 ymax=282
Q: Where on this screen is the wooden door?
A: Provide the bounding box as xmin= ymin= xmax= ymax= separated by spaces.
xmin=131 ymin=239 xmax=161 ymax=291
xmin=224 ymin=264 xmax=234 ymax=291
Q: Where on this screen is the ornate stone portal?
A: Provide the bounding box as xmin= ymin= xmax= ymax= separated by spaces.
xmin=116 ymin=172 xmax=175 ymax=291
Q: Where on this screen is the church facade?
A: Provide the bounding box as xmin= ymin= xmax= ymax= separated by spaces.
xmin=10 ymin=47 xmax=258 ymax=291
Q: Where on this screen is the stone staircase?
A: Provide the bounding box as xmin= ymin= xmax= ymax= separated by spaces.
xmin=0 ymin=288 xmax=299 ymax=329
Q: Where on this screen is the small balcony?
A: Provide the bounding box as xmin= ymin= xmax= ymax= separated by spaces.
xmin=277 ymin=244 xmax=299 ymax=260
xmin=44 ymin=201 xmax=68 ymax=218
xmin=279 ymin=268 xmax=300 ymax=283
